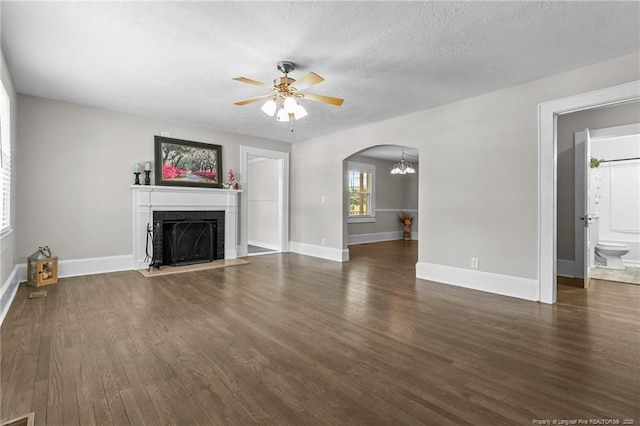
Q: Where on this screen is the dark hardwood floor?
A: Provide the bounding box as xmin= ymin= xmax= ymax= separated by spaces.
xmin=2 ymin=240 xmax=638 ymax=425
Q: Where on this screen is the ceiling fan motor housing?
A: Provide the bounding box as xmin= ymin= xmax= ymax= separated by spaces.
xmin=277 ymin=61 xmax=295 ymax=75
xmin=274 ymin=76 xmax=296 ymax=91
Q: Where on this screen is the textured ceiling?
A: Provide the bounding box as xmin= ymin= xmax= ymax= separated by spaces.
xmin=2 ymin=2 xmax=639 ymax=143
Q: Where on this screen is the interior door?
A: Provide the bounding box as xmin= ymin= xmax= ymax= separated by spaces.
xmin=574 ymin=128 xmax=597 ymax=289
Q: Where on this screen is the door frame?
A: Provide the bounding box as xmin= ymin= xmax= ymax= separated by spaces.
xmin=239 ymin=146 xmax=290 ymax=257
xmin=538 ymin=80 xmax=640 ymax=304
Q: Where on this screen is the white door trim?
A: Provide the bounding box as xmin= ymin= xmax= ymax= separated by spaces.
xmin=538 ymin=80 xmax=640 ymax=304
xmin=239 ymin=146 xmax=290 ymax=257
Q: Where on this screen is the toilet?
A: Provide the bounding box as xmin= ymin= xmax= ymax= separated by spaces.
xmin=594 ymin=242 xmax=630 ymax=269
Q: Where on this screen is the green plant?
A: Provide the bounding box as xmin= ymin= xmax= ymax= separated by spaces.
xmin=590 ymin=157 xmax=602 ymax=168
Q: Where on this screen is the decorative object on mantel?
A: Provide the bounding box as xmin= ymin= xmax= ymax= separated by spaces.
xmin=154 ymin=136 xmax=222 ymax=188
xmin=397 ymin=212 xmax=413 ymax=241
xmin=144 ymin=161 xmax=152 ymax=185
xmin=27 ymin=246 xmax=58 ymax=287
xmin=227 ymin=169 xmax=240 ymax=189
xmin=133 ymin=162 xmax=141 ymax=185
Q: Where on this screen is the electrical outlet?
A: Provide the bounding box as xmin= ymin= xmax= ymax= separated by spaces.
xmin=321 ymin=238 xmax=325 ymax=246
xmin=321 ymin=196 xmax=325 ymax=204
xmin=161 ymin=131 xmax=170 ymax=137
xmin=471 ymin=257 xmax=479 ymax=269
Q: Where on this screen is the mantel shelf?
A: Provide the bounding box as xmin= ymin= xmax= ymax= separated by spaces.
xmin=130 ymin=185 xmax=242 ymax=193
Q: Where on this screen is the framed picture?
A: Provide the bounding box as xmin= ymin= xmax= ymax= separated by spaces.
xmin=154 ymin=136 xmax=222 ymax=188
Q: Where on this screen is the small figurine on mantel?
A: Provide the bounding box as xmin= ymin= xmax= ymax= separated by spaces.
xmin=227 ymin=169 xmax=240 ymax=190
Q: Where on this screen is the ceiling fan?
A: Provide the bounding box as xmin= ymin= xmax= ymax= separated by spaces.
xmin=233 ymin=61 xmax=344 ymax=122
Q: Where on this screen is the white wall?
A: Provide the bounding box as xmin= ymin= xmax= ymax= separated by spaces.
xmin=346 ymin=154 xmax=419 ymax=243
xmin=291 ymin=53 xmax=640 ymax=289
xmin=247 ymin=157 xmax=280 ymax=250
xmin=16 ymin=95 xmax=290 ymax=263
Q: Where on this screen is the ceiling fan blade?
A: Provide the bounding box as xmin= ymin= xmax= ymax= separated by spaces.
xmin=291 ymin=72 xmax=324 ymax=92
xmin=232 ymin=77 xmax=273 ymax=89
xmin=301 ymin=93 xmax=344 ymax=106
xmin=234 ymin=94 xmax=271 ymax=106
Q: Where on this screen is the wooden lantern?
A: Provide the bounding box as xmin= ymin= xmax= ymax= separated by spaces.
xmin=27 ymin=247 xmax=58 ymax=287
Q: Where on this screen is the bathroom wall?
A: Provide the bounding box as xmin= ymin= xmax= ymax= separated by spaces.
xmin=591 ymin=133 xmax=640 ymax=266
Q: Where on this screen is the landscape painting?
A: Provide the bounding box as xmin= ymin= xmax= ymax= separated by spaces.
xmin=154 ymin=136 xmax=222 ymax=188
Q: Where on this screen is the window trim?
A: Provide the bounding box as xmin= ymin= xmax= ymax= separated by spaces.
xmin=347 ymin=161 xmax=376 ymax=224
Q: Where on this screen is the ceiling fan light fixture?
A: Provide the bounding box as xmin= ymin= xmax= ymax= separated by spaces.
xmin=276 ymin=107 xmax=289 ymax=122
xmin=293 ymin=104 xmax=308 ymax=120
xmin=261 ymin=99 xmax=277 ymax=116
xmin=283 ymin=96 xmax=298 ymax=113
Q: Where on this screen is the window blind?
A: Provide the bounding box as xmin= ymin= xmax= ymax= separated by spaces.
xmin=0 ymin=82 xmax=11 ymax=234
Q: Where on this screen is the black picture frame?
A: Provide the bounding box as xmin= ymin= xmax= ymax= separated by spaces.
xmin=154 ymin=136 xmax=222 ymax=188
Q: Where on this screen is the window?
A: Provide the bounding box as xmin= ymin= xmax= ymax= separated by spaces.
xmin=348 ymin=162 xmax=375 ymax=223
xmin=0 ymin=81 xmax=10 ymax=235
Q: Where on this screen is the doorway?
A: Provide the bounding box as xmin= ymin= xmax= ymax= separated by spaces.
xmin=342 ymin=145 xmax=419 ymax=260
xmin=240 ymin=146 xmax=289 ymax=257
xmin=575 ymin=123 xmax=640 ymax=286
xmin=538 ymin=80 xmax=640 ymax=303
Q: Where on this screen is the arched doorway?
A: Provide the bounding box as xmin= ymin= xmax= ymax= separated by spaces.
xmin=342 ymin=144 xmax=419 ymax=260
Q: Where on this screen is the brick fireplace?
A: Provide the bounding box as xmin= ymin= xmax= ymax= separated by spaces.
xmin=131 ymin=186 xmax=239 ymax=270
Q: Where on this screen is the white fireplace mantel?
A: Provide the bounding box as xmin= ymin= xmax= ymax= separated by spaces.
xmin=131 ymin=185 xmax=241 ymax=270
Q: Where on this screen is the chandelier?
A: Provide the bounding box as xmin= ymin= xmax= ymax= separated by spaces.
xmin=391 ymin=151 xmax=416 ymax=175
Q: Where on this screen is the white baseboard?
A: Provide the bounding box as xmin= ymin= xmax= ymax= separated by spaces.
xmin=415 ymin=262 xmax=539 ymax=302
xmin=348 ymin=231 xmax=418 ymax=245
xmin=248 ymin=240 xmax=281 ymax=252
xmin=624 ymin=259 xmax=640 ymax=268
xmin=16 ymin=254 xmax=134 ymax=283
xmin=289 ymin=241 xmax=349 ymax=262
xmin=557 ymin=259 xmax=576 ymax=277
xmin=0 ymin=264 xmax=21 ymax=326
